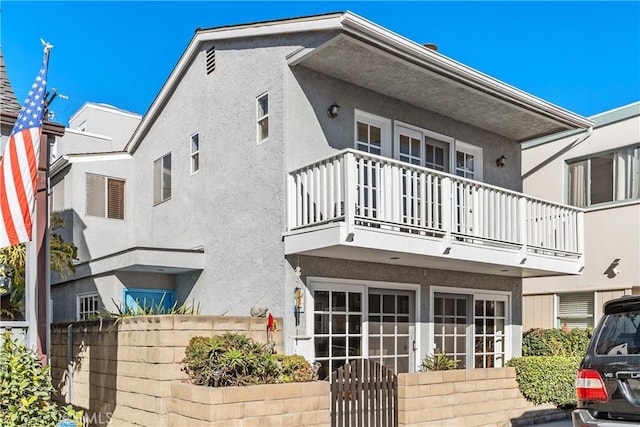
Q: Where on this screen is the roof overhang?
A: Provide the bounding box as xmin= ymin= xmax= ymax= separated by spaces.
xmin=57 ymin=247 xmax=205 ymax=284
xmin=50 ymin=151 xmax=131 ymax=176
xmin=125 ymin=11 xmax=592 ymax=153
xmin=288 ymin=13 xmax=593 ymax=141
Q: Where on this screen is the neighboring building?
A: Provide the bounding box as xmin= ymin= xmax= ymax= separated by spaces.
xmin=522 ymin=102 xmax=640 ymax=330
xmin=50 ymin=12 xmax=593 ymax=376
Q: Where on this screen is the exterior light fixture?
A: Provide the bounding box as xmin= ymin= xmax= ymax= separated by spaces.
xmin=496 ymin=155 xmax=507 ymax=168
xmin=327 ymin=103 xmax=340 ymax=119
xmin=213 ymin=369 xmax=223 ymax=387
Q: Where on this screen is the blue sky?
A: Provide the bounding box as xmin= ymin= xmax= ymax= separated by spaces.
xmin=2 ymin=1 xmax=639 ymax=126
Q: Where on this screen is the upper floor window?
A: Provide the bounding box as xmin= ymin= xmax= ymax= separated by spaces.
xmin=257 ymin=93 xmax=269 ymax=143
xmin=190 ymin=133 xmax=200 ymax=174
xmin=86 ymin=174 xmax=125 ymax=219
xmin=567 ymin=145 xmax=640 ymax=207
xmin=393 ymin=122 xmax=483 ymax=181
xmin=354 ymin=110 xmax=391 ymax=157
xmin=77 ymin=292 xmax=99 ymax=320
xmin=154 ymin=153 xmax=172 ymax=205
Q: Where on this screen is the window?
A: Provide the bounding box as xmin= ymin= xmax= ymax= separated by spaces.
xmin=153 ymin=153 xmax=171 ymax=204
xmin=257 ymin=93 xmax=269 ymax=143
xmin=86 ymin=174 xmax=125 ymax=219
xmin=190 ymin=133 xmax=200 ymax=174
xmin=455 ymin=141 xmax=483 ymax=181
xmin=557 ymin=292 xmax=594 ymax=329
xmin=567 ymin=145 xmax=640 ymax=207
xmin=355 ymin=110 xmax=391 ymax=157
xmin=77 ymin=293 xmax=99 ymax=320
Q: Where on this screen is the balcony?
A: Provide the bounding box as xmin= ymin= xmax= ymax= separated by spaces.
xmin=284 ymin=150 xmax=584 ymax=277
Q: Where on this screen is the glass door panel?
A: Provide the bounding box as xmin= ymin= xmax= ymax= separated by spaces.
xmin=433 ymin=293 xmax=470 ymax=369
xmin=313 ymin=290 xmax=363 ymax=380
xmin=368 ymin=289 xmax=415 ymax=373
xmin=474 ymin=297 xmax=507 ymax=368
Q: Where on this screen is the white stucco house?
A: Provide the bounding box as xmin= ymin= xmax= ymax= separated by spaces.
xmin=49 ymin=12 xmax=594 ymax=377
xmin=522 ymin=102 xmax=640 ymax=330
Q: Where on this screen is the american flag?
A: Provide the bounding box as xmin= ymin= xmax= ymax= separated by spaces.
xmin=0 ymin=50 xmax=49 ymax=247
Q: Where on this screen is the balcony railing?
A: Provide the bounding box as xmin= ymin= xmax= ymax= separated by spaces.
xmin=287 ymin=149 xmax=583 ymax=258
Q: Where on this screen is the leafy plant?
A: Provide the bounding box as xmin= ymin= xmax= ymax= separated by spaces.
xmin=0 ymin=331 xmax=83 ymax=426
xmin=420 ymin=353 xmax=460 ymax=371
xmin=0 ymin=213 xmax=78 ymax=320
xmin=104 ymin=297 xmax=201 ymax=326
xmin=274 ymin=354 xmax=318 ymax=383
xmin=522 ymin=328 xmax=593 ymax=357
xmin=183 ymin=333 xmax=317 ymax=387
xmin=506 ymin=355 xmax=581 ymax=408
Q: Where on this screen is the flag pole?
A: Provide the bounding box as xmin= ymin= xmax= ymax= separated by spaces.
xmin=26 ymin=40 xmax=53 ymax=362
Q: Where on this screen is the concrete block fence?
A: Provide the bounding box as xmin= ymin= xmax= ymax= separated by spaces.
xmin=50 ymin=317 xmax=564 ymax=426
xmin=50 ymin=315 xmax=283 ymax=427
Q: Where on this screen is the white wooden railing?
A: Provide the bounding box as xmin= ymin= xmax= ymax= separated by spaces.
xmin=287 ymin=150 xmax=583 ymax=257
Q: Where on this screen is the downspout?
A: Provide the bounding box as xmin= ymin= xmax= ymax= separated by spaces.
xmin=522 ymin=126 xmax=593 ymax=180
xmin=67 ymin=323 xmax=73 ymax=403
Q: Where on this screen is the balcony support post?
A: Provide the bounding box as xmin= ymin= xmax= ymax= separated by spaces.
xmin=343 ymin=152 xmax=356 ymax=241
xmin=519 ymin=197 xmax=528 ymax=262
xmin=577 ymin=210 xmax=585 ymax=269
xmin=441 ymin=177 xmax=452 ymax=253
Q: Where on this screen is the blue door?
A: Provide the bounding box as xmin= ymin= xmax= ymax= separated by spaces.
xmin=123 ymin=288 xmax=175 ymax=313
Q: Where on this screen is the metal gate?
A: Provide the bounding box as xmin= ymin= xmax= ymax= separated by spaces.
xmin=330 ymin=359 xmax=398 ymax=427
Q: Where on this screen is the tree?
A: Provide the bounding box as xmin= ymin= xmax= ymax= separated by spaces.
xmin=0 ymin=213 xmax=77 ymax=319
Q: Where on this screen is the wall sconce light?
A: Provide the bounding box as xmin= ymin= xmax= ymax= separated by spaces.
xmin=496 ymin=155 xmax=507 ymax=168
xmin=327 ymin=103 xmax=340 ymax=119
xmin=605 ymin=258 xmax=621 ymax=279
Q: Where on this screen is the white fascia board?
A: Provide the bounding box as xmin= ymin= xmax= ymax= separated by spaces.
xmin=50 ymin=152 xmax=131 ymax=176
xmin=125 ymin=14 xmax=344 ymax=154
xmin=63 ymin=127 xmax=113 ymax=141
xmin=69 ymin=102 xmax=142 ymax=124
xmin=339 ymin=12 xmax=593 ymax=131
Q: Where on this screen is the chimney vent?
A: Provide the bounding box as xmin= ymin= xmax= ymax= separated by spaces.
xmin=424 ymin=43 xmax=438 ymax=52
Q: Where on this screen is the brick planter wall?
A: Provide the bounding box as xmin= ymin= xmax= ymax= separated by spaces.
xmin=398 ymin=367 xmax=564 ymax=427
xmin=168 ymin=382 xmax=330 ymax=427
xmin=50 ymin=315 xmax=283 ymax=427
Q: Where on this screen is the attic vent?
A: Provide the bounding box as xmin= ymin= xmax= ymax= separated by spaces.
xmin=205 ymin=46 xmax=216 ymax=75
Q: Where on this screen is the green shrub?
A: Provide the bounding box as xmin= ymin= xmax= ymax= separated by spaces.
xmin=183 ymin=333 xmax=280 ymax=387
xmin=183 ymin=334 xmax=318 ymax=387
xmin=0 ymin=332 xmax=83 ymax=427
xmin=506 ymin=356 xmax=581 ymax=408
xmin=420 ymin=353 xmax=459 ymax=371
xmin=522 ymin=327 xmax=593 ymax=357
xmin=274 ymin=354 xmax=317 ymax=383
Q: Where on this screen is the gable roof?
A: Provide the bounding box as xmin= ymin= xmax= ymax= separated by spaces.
xmin=125 ymin=11 xmax=593 ymax=153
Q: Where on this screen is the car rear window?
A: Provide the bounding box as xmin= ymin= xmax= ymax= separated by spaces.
xmin=595 ymin=310 xmax=640 ymax=355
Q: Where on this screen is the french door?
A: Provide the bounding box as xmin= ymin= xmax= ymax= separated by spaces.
xmin=312 ymin=284 xmax=416 ymax=379
xmin=433 ymin=292 xmax=507 ymax=369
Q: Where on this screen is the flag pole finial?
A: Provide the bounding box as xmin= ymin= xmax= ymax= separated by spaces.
xmin=40 ymin=38 xmax=53 ymax=54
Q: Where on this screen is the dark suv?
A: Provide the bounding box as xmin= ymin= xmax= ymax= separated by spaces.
xmin=573 ymin=295 xmax=640 ymax=426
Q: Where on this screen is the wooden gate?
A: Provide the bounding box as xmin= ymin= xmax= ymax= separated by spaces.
xmin=330 ymin=359 xmax=398 ymax=427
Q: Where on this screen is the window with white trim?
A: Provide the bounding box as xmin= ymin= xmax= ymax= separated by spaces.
xmin=354 ymin=111 xmax=391 ymax=157
xmin=557 ymin=292 xmax=594 ymax=329
xmin=86 ymin=174 xmax=125 ymax=219
xmin=77 ymin=293 xmax=99 ymax=320
xmin=257 ymin=93 xmax=269 ymax=143
xmin=567 ymin=145 xmax=640 ymax=207
xmin=190 ymin=133 xmax=200 ymax=174
xmin=455 ymin=141 xmax=483 ymax=181
xmin=153 ymin=153 xmax=171 ymax=205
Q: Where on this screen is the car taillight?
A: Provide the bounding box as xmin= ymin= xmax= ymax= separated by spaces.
xmin=576 ymin=369 xmax=608 ymax=402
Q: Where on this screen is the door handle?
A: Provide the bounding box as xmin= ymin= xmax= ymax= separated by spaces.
xmin=413 ymin=340 xmax=417 ymax=352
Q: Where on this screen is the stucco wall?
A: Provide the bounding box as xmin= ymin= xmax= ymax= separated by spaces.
xmin=522 ymin=110 xmax=640 ymax=328
xmin=286 ymin=66 xmax=522 ymax=191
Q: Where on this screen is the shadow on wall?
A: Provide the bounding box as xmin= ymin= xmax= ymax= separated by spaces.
xmin=53 ymin=320 xmax=117 ymax=426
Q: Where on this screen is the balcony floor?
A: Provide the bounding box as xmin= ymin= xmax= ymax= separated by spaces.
xmin=284 ymin=222 xmax=582 ymax=278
